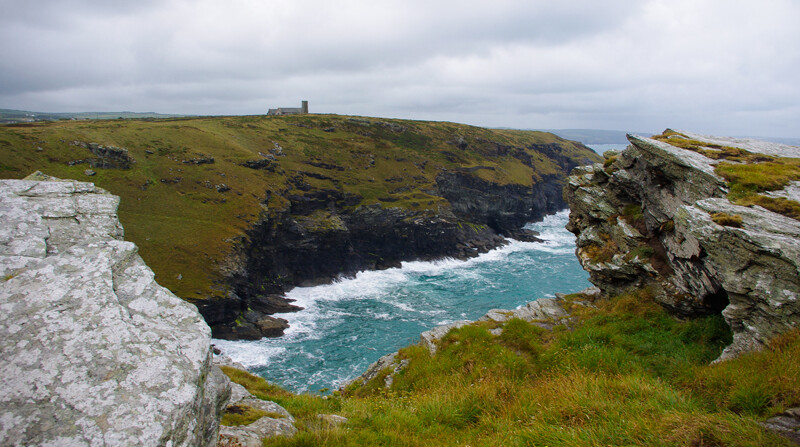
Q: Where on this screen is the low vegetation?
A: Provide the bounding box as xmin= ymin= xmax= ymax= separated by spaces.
xmin=653 ymin=130 xmax=800 ymax=222
xmin=581 ymin=233 xmax=618 ymax=264
xmin=710 ymin=212 xmax=744 ymax=228
xmin=221 ymin=290 xmax=799 ymax=446
xmin=221 ymin=404 xmax=285 ymax=426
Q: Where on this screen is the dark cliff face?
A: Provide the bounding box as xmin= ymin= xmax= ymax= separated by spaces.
xmin=435 ymin=171 xmax=565 ymax=234
xmin=201 ymin=168 xmax=585 ymax=340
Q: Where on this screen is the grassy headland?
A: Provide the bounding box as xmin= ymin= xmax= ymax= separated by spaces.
xmin=222 ymin=289 xmax=799 ymax=446
xmin=0 ymin=114 xmax=598 ymax=303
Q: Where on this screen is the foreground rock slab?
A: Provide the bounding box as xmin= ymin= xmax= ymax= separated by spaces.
xmin=0 ymin=177 xmax=229 ymax=446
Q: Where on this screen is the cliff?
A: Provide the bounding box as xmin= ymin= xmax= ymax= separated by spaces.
xmin=0 ymin=115 xmax=600 ymax=339
xmin=0 ymin=175 xmax=230 ymax=446
xmin=565 ymin=130 xmax=800 ymax=360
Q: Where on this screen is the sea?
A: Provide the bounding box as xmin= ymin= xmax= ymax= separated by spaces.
xmin=585 ymin=143 xmax=628 ymax=155
xmin=213 ymin=210 xmax=591 ymax=393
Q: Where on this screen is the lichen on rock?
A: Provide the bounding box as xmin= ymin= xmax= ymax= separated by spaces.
xmin=0 ymin=176 xmax=230 ymax=446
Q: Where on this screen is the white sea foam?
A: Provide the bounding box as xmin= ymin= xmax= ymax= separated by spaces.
xmin=214 ymin=208 xmax=582 ymax=378
xmin=212 ymin=339 xmax=287 ymax=369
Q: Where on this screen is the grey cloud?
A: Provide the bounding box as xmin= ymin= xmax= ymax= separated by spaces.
xmin=0 ymin=0 xmax=798 ymax=138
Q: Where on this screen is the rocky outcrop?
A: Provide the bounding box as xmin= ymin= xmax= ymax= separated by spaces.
xmin=565 ymin=132 xmax=800 ymax=360
xmin=0 ymin=175 xmax=229 ymax=446
xmin=761 ymin=407 xmax=800 ymax=444
xmin=70 ymin=141 xmax=134 ymax=169
xmin=213 ymin=356 xmax=300 ymax=446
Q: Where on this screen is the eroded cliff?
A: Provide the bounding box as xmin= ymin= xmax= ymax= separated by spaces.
xmin=565 ymin=131 xmax=800 ymax=360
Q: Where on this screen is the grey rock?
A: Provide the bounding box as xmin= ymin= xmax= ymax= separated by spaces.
xmin=217 ymin=417 xmax=296 ymax=447
xmin=216 ymin=394 xmax=296 ymax=446
xmin=238 ymin=398 xmax=293 ymax=421
xmin=228 ymin=382 xmax=252 ymax=405
xmin=481 ymin=298 xmax=567 ymax=324
xmin=0 ymin=177 xmax=229 ymax=447
xmin=213 ymin=353 xmax=248 ymax=372
xmin=565 ymin=132 xmax=800 ymax=361
xmin=761 ymin=407 xmax=800 ymax=444
xmin=420 ymin=320 xmax=471 ymax=354
xmin=679 ymin=130 xmax=800 ymax=158
xmin=680 ymin=199 xmax=800 ymax=360
xmin=82 ymin=142 xmax=133 ymax=169
xmin=201 ymin=366 xmax=232 ymax=444
xmin=341 ymin=351 xmax=405 ymax=391
xmin=765 ymin=180 xmax=800 ymax=202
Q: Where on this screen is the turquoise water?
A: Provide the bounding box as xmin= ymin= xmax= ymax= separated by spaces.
xmin=213 ymin=210 xmax=590 ymax=392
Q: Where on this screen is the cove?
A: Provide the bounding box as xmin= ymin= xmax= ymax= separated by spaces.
xmin=213 ymin=210 xmax=590 ymax=392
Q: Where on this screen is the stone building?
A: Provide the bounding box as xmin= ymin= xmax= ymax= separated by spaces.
xmin=267 ymin=100 xmax=308 ymax=116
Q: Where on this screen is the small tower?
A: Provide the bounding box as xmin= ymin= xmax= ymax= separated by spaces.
xmin=301 ymin=100 xmax=309 ymax=114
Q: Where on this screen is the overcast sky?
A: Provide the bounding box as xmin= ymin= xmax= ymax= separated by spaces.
xmin=1 ymin=0 xmax=799 ymax=137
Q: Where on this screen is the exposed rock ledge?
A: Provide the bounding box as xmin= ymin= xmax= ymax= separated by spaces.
xmin=0 ymin=175 xmax=230 ymax=446
xmin=565 ymin=133 xmax=800 ymax=360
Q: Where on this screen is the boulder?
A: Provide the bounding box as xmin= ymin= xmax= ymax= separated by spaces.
xmin=217 ymin=417 xmax=296 ymax=447
xmin=0 ymin=177 xmax=229 ymax=446
xmin=420 ymin=320 xmax=472 ymax=354
xmin=761 ymin=407 xmax=800 ymax=444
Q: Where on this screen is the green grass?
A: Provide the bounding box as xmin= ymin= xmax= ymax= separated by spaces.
xmin=0 ymin=115 xmax=600 ymax=302
xmin=717 ymin=159 xmax=800 ymax=192
xmin=218 ymin=290 xmax=797 ymax=446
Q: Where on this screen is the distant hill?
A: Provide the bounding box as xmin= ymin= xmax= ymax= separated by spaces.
xmin=539 ymin=129 xmax=653 ymax=145
xmin=0 ymin=108 xmax=187 ymax=124
xmin=541 ymin=128 xmax=800 ymax=148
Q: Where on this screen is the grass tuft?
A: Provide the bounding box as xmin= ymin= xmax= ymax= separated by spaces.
xmin=220 ymin=403 xmax=284 ymax=426
xmin=710 ymin=212 xmax=743 ymax=228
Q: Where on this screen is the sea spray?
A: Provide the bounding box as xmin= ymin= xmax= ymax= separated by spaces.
xmin=213 ymin=210 xmax=590 ymax=392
